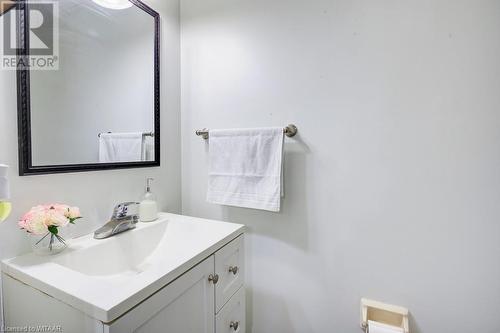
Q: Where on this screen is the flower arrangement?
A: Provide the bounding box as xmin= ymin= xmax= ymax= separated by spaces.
xmin=19 ymin=204 xmax=82 ymax=254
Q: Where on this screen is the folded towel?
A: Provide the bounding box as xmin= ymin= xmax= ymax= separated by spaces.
xmin=207 ymin=127 xmax=284 ymax=212
xmin=99 ymin=132 xmax=143 ymax=163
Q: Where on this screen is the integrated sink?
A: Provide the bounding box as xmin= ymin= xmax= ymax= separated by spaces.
xmin=1 ymin=213 xmax=245 ymax=322
xmin=54 ymin=220 xmax=168 ymax=276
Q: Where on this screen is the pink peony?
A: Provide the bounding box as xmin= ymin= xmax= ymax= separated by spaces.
xmin=45 ymin=208 xmax=69 ymax=228
xmin=50 ymin=204 xmax=70 ymax=214
xmin=19 ymin=204 xmax=82 ymax=235
xmin=18 ymin=205 xmax=45 ymax=232
xmin=24 ymin=211 xmax=49 ymax=235
xmin=67 ymin=207 xmax=81 ymax=219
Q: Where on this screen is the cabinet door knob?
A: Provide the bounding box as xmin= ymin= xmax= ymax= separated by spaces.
xmin=228 ymin=266 xmax=239 ymax=275
xmin=208 ymin=274 xmax=219 ymax=284
xmin=230 ymin=321 xmax=239 ymax=331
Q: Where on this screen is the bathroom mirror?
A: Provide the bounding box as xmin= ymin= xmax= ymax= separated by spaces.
xmin=16 ymin=0 xmax=160 ymax=175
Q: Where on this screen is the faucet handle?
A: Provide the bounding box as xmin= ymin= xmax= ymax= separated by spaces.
xmin=112 ymin=202 xmax=139 ymax=219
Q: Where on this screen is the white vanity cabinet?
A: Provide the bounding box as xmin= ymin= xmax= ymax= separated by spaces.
xmin=2 ymin=215 xmax=246 ymax=333
xmin=105 ymin=256 xmax=215 ymax=333
xmin=105 ymin=235 xmax=245 ymax=333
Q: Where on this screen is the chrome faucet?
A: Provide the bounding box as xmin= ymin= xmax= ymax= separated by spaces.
xmin=94 ymin=202 xmax=140 ymax=239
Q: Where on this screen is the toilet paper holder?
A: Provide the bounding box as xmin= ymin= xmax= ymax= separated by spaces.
xmin=360 ymin=298 xmax=409 ymax=333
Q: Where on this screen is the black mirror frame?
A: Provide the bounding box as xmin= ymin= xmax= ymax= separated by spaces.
xmin=16 ymin=0 xmax=161 ymax=176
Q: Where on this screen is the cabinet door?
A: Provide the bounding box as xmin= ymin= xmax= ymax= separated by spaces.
xmin=106 ymin=256 xmax=215 ymax=333
xmin=216 ymin=287 xmax=245 ymax=333
xmin=215 ymin=235 xmax=245 ymax=312
xmin=2 ymin=273 xmax=104 ymax=333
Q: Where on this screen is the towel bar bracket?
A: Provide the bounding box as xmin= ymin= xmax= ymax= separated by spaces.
xmin=195 ymin=128 xmax=210 ymax=140
xmin=284 ymin=124 xmax=298 ymax=138
xmin=195 ymin=124 xmax=298 ymax=140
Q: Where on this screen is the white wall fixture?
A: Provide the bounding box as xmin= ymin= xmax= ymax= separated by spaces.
xmin=361 ymin=298 xmax=409 ymax=333
xmin=0 ymin=164 xmax=11 ymax=222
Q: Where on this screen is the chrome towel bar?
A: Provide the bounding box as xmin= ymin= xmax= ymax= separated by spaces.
xmin=98 ymin=132 xmax=155 ymax=138
xmin=195 ymin=124 xmax=298 ymax=140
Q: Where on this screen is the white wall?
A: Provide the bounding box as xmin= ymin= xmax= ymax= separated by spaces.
xmin=0 ymin=0 xmax=180 ymax=326
xmin=181 ymin=1 xmax=500 ymax=332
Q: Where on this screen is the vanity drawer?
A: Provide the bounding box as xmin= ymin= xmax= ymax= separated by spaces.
xmin=216 ymin=287 xmax=245 ymax=333
xmin=215 ymin=234 xmax=245 ymax=312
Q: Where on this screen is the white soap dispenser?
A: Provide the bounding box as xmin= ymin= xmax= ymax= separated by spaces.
xmin=140 ymin=178 xmax=158 ymax=222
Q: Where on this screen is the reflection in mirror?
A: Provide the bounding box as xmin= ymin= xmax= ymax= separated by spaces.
xmin=18 ymin=0 xmax=160 ymax=174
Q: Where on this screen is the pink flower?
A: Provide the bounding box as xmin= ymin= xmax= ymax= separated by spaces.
xmin=45 ymin=208 xmax=69 ymax=227
xmin=50 ymin=204 xmax=70 ymax=213
xmin=18 ymin=205 xmax=44 ymax=231
xmin=17 ymin=219 xmax=27 ymax=230
xmin=20 ymin=210 xmax=35 ymax=224
xmin=18 ymin=204 xmax=82 ymax=235
xmin=25 ymin=211 xmax=49 ymax=235
xmin=66 ymin=207 xmax=81 ymax=220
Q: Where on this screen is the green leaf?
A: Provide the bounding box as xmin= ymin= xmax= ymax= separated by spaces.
xmin=48 ymin=226 xmax=58 ymax=235
xmin=69 ymin=216 xmax=82 ymax=224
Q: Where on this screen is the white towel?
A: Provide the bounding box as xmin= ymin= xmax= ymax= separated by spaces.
xmin=207 ymin=127 xmax=284 ymax=212
xmin=99 ymin=132 xmax=143 ymax=163
xmin=141 ymin=136 xmax=155 ymax=161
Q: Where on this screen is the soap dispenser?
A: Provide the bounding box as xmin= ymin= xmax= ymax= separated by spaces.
xmin=140 ymin=178 xmax=158 ymax=222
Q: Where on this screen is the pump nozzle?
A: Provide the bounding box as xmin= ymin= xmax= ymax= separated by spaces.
xmin=146 ymin=178 xmax=154 ymax=192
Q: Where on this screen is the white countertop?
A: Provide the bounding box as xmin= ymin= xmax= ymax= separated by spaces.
xmin=1 ymin=213 xmax=245 ymax=323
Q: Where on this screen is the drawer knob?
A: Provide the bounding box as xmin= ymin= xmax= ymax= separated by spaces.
xmin=208 ymin=274 xmax=219 ymax=284
xmin=228 ymin=266 xmax=239 ymax=275
xmin=230 ymin=321 xmax=239 ymax=331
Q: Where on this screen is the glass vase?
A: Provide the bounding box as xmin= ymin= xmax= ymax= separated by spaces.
xmin=31 ymin=231 xmax=67 ymax=256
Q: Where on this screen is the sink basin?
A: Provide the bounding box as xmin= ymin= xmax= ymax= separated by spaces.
xmin=54 ymin=221 xmax=167 ymax=276
xmin=1 ymin=213 xmax=245 ymax=322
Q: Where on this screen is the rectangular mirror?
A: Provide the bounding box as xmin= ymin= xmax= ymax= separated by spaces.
xmin=16 ymin=0 xmax=160 ymax=175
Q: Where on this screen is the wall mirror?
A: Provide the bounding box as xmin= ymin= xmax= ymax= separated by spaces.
xmin=16 ymin=0 xmax=160 ymax=175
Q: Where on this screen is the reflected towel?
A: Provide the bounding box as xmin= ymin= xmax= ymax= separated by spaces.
xmin=99 ymin=132 xmax=143 ymax=163
xmin=207 ymin=128 xmax=284 ymax=212
xmin=141 ymin=135 xmax=155 ymax=162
